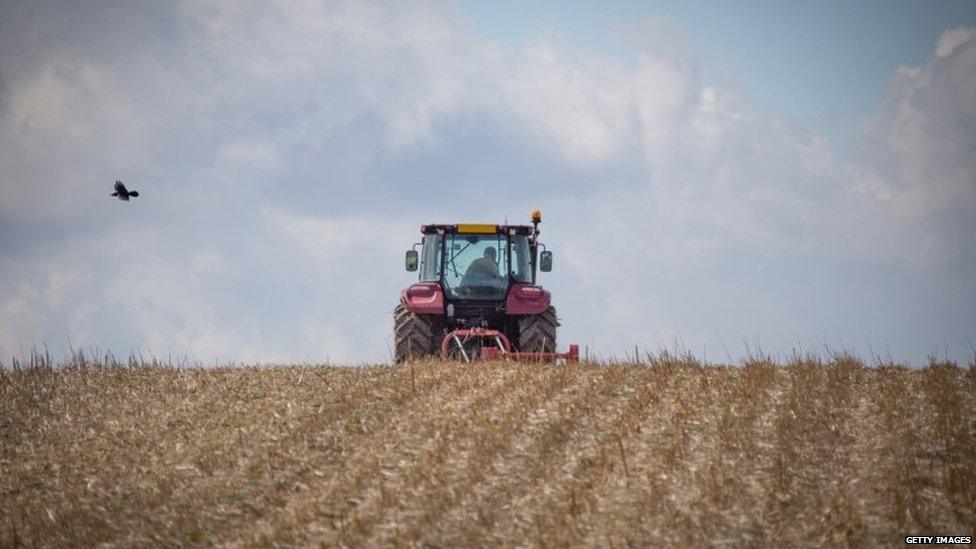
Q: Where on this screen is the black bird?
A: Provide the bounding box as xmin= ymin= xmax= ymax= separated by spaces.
xmin=111 ymin=180 xmax=139 ymax=201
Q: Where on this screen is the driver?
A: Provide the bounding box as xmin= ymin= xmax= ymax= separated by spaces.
xmin=464 ymin=247 xmax=500 ymax=279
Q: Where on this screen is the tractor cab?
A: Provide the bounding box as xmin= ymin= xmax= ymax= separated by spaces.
xmin=409 ymin=223 xmax=548 ymax=300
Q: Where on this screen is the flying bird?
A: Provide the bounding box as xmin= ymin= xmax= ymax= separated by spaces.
xmin=111 ymin=180 xmax=139 ymax=201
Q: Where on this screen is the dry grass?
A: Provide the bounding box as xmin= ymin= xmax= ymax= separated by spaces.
xmin=1 ymin=356 xmax=974 ymax=547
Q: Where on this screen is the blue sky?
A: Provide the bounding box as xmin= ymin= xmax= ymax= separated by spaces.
xmin=0 ymin=1 xmax=974 ymax=365
xmin=462 ymin=0 xmax=976 ymax=124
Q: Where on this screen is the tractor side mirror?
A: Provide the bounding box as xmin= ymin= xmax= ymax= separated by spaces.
xmin=405 ymin=250 xmax=419 ymax=271
xmin=540 ymin=250 xmax=553 ymax=272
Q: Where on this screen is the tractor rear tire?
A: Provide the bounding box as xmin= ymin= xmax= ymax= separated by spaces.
xmin=518 ymin=306 xmax=559 ymax=352
xmin=394 ymin=304 xmax=441 ymax=363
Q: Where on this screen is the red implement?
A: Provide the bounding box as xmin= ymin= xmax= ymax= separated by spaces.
xmin=440 ymin=328 xmax=578 ymax=363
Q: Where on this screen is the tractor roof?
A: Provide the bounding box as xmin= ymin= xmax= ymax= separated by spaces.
xmin=421 ymin=223 xmax=535 ymax=235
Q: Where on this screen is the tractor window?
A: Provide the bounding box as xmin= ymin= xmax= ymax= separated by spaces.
xmin=420 ymin=234 xmax=441 ymax=281
xmin=510 ymin=235 xmax=533 ymax=283
xmin=443 ymin=233 xmax=509 ymax=300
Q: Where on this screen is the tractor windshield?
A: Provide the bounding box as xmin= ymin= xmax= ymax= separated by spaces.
xmin=442 ymin=233 xmax=520 ymax=300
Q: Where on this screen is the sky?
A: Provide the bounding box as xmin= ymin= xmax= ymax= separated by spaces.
xmin=1 ymin=0 xmax=974 ymax=365
xmin=461 ymin=1 xmax=976 ymax=125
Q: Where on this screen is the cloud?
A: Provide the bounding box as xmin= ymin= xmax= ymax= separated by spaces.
xmin=846 ymin=27 xmax=976 ymax=264
xmin=936 ymin=27 xmax=976 ymax=58
xmin=0 ymin=5 xmax=973 ymax=364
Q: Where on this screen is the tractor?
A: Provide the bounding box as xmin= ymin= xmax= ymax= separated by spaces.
xmin=394 ymin=210 xmax=576 ymax=363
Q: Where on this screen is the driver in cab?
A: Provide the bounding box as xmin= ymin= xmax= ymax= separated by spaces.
xmin=465 ymin=247 xmax=500 ymax=279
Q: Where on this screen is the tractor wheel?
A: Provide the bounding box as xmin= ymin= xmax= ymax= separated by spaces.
xmin=518 ymin=306 xmax=559 ymax=352
xmin=394 ymin=304 xmax=441 ymax=363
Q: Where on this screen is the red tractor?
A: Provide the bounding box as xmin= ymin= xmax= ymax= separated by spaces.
xmin=395 ymin=210 xmax=576 ymax=363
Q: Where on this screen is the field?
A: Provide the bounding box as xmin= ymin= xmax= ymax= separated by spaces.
xmin=2 ymin=357 xmax=974 ymax=546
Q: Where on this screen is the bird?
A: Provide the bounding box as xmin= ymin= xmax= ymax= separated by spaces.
xmin=111 ymin=180 xmax=139 ymax=201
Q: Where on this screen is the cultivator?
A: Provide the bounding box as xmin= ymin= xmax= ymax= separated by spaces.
xmin=439 ymin=327 xmax=579 ymax=363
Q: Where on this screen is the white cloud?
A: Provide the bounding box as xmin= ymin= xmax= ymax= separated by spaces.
xmin=844 ymin=27 xmax=976 ymax=263
xmin=936 ymin=26 xmax=976 ymax=58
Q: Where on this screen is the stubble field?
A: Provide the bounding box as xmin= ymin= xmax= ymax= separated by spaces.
xmin=1 ymin=357 xmax=974 ymax=546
